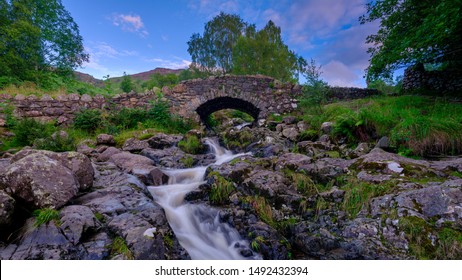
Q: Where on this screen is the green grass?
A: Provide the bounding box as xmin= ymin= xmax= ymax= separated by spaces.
xmin=300 ymin=95 xmax=462 ymax=157
xmin=399 ymin=217 xmax=462 ymax=259
xmin=178 ymin=135 xmax=204 ymax=154
xmin=209 ymin=175 xmax=235 ymax=205
xmin=32 ymin=208 xmax=61 ymax=227
xmin=110 ymin=236 xmax=134 ymax=260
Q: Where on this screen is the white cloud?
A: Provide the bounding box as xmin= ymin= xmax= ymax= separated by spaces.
xmin=111 ymin=13 xmax=149 ymax=37
xmin=147 ymin=58 xmax=191 ymax=69
xmin=322 ymin=60 xmax=363 ymax=87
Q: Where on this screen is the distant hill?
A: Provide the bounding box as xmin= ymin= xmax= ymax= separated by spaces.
xmin=73 ymin=67 xmax=185 ymax=86
xmin=73 ymin=71 xmax=104 ymax=87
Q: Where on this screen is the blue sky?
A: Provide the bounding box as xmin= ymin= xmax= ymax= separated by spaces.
xmin=61 ymin=0 xmax=379 ymax=87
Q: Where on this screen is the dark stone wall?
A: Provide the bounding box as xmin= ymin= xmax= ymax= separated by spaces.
xmin=403 ymin=64 xmax=462 ymax=93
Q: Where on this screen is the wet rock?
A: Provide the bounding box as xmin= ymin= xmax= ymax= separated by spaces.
xmin=318 ymin=134 xmax=330 ymax=143
xmin=122 ymin=138 xmax=149 ymax=153
xmin=147 ymin=133 xmax=182 ymax=149
xmin=110 ymin=152 xmax=154 ymax=173
xmin=96 ymin=134 xmax=115 ymax=146
xmin=0 ymin=153 xmax=79 ymax=209
xmin=0 ymin=190 xmax=15 ymax=227
xmin=131 ymin=164 xmax=169 ymax=186
xmin=140 ymin=147 xmax=186 ymax=168
xmin=60 ymin=205 xmax=99 ymax=245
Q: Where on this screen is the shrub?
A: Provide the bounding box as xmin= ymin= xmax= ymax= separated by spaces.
xmin=109 ymin=108 xmax=147 ymax=130
xmin=11 ymin=118 xmax=56 ymax=147
xmin=33 ymin=131 xmax=76 ymax=152
xmin=73 ymin=109 xmax=103 ymax=133
xmin=148 ymin=95 xmax=171 ymax=124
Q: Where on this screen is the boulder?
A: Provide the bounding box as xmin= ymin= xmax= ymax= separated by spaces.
xmin=96 ymin=134 xmax=115 ymax=146
xmin=0 ymin=190 xmax=15 ymax=227
xmin=110 ymin=152 xmax=154 ymax=173
xmin=97 ymin=146 xmax=122 ymax=162
xmin=0 ymin=153 xmax=79 ymax=209
xmin=10 ymin=149 xmax=94 ymax=191
xmin=147 ymin=133 xmax=182 ymax=149
xmin=122 ymin=138 xmax=149 ymax=152
xmin=275 ymin=153 xmax=312 ymax=171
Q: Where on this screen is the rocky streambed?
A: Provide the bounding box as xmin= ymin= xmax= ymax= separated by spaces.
xmin=1 ymin=121 xmax=462 ymax=260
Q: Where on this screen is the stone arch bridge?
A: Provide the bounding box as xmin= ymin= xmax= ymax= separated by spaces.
xmin=164 ymin=75 xmax=301 ymax=123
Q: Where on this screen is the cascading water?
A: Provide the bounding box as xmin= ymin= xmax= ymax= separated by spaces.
xmin=148 ymin=138 xmax=259 ymax=260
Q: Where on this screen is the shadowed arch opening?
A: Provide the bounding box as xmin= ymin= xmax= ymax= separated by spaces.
xmin=196 ymin=96 xmax=260 ymax=127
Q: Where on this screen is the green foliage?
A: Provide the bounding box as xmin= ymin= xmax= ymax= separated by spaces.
xmin=399 ymin=217 xmax=462 ymax=259
xmin=0 ymin=0 xmax=88 ymax=81
xmin=147 ymin=95 xmax=171 ymax=125
xmin=300 ymin=95 xmax=462 ymax=156
xmin=299 ymin=59 xmax=330 ymax=111
xmin=120 ymin=72 xmax=135 ymax=93
xmin=178 ymin=135 xmax=204 ymax=155
xmin=360 ymin=0 xmax=462 ymax=80
xmin=11 ymin=118 xmax=56 ymax=146
xmin=142 ymin=73 xmax=179 ymax=90
xmin=247 ymin=196 xmax=275 ymax=227
xmin=108 ymin=107 xmax=147 ymax=130
xmin=188 ymin=12 xmax=246 ymax=74
xmin=367 ymin=78 xmax=401 ymax=95
xmin=73 ymin=109 xmax=103 ymax=133
xmin=110 ymin=236 xmax=134 ymax=260
xmin=33 ymin=208 xmax=60 ymax=227
xmin=0 ymin=102 xmax=16 ymax=127
xmin=232 ymin=21 xmax=304 ymax=82
xmin=188 ymin=12 xmax=306 ymax=81
xmin=33 ymin=131 xmax=76 ymax=152
xmin=339 ymin=177 xmax=394 ymax=219
xmin=179 ymin=156 xmax=194 ymax=168
xmin=209 ymin=175 xmax=235 ymax=205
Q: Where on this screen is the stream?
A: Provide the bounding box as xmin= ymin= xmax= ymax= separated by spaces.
xmin=148 ymin=138 xmax=260 ymax=260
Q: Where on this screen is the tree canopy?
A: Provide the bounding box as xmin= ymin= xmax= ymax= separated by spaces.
xmin=0 ymin=0 xmax=88 ymax=81
xmin=187 ymin=12 xmax=306 ymax=82
xmin=361 ymin=0 xmax=462 ymax=81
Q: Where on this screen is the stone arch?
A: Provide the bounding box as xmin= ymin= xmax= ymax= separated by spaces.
xmin=195 ymin=96 xmax=261 ymax=126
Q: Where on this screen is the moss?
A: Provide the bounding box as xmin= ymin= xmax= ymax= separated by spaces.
xmin=180 ymin=156 xmax=195 ymax=168
xmin=163 ymin=233 xmax=174 ymax=249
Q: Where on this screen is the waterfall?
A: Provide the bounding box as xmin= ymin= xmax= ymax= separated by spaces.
xmin=148 ymin=138 xmax=258 ymax=260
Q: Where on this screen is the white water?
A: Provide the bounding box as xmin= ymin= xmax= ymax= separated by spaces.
xmin=148 ymin=139 xmax=258 ymax=260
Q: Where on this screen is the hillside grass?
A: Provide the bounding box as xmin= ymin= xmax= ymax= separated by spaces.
xmin=300 ymin=94 xmax=462 ymax=157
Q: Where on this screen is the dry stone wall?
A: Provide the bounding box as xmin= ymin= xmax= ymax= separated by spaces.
xmin=403 ymin=64 xmax=462 ymax=93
